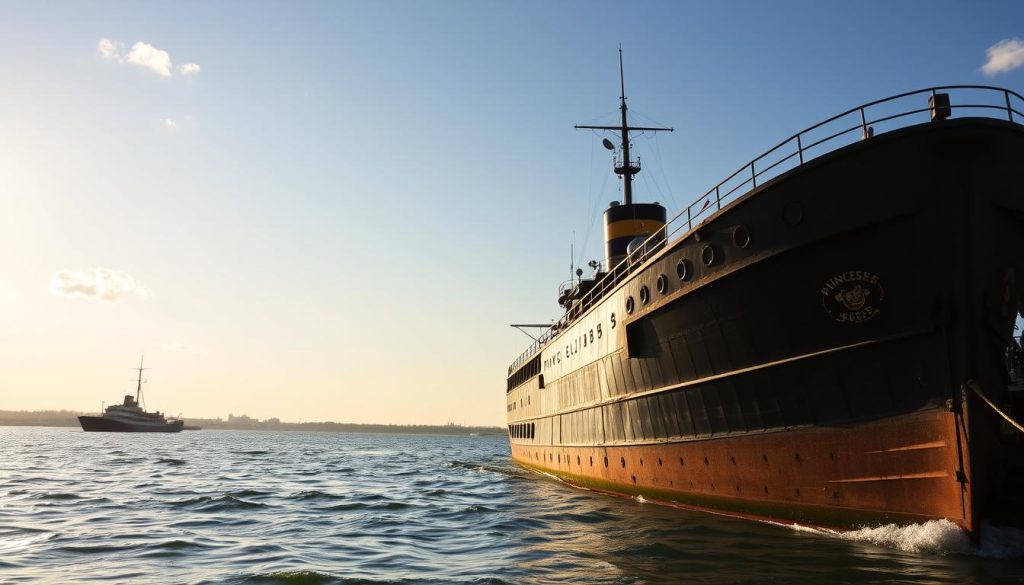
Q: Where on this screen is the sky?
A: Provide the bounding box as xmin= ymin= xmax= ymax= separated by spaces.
xmin=2 ymin=1 xmax=1024 ymax=426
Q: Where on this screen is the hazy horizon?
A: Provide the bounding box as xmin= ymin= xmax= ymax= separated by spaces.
xmin=3 ymin=1 xmax=1023 ymax=426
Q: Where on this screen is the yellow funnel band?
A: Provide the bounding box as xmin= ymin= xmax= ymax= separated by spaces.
xmin=604 ymin=219 xmax=666 ymax=241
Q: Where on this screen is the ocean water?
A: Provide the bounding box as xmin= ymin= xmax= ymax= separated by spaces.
xmin=0 ymin=427 xmax=1022 ymax=584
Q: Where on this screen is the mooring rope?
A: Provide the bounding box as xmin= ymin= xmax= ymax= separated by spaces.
xmin=966 ymin=379 xmax=1024 ymax=433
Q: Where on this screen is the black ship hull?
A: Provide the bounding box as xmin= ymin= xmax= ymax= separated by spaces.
xmin=78 ymin=415 xmax=184 ymax=433
xmin=507 ymin=99 xmax=1024 ymax=538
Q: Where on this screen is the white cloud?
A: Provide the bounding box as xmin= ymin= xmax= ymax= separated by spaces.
xmin=126 ymin=41 xmax=173 ymax=77
xmin=162 ymin=118 xmax=177 ymax=130
xmin=98 ymin=38 xmax=199 ymax=78
xmin=982 ymin=38 xmax=1024 ymax=76
xmin=98 ymin=38 xmax=122 ymax=60
xmin=163 ymin=342 xmax=201 ymax=353
xmin=51 ymin=268 xmax=151 ymax=303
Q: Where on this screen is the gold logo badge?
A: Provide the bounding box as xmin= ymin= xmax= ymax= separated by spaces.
xmin=821 ymin=271 xmax=884 ymax=323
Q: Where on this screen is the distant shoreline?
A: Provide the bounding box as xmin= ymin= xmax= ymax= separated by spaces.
xmin=0 ymin=410 xmax=505 ymax=436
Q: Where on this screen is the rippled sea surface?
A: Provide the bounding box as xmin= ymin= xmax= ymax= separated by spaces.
xmin=1 ymin=427 xmax=1023 ymax=584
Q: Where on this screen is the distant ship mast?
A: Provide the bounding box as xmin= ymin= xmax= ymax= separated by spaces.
xmin=134 ymin=355 xmax=148 ymax=408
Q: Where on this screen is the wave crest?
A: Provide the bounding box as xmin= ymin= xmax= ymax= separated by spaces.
xmin=790 ymin=519 xmax=1024 ymax=558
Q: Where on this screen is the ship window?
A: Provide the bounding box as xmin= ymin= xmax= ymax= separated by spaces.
xmin=701 ymin=245 xmax=716 ymax=266
xmin=639 ymin=285 xmax=650 ymax=305
xmin=733 ymin=224 xmax=751 ymax=248
xmin=626 ymin=296 xmax=635 ymax=314
xmin=656 ymin=274 xmax=668 ymax=294
xmin=676 ymin=258 xmax=691 ymax=281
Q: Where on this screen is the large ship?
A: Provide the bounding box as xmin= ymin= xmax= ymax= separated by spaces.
xmin=505 ymin=56 xmax=1024 ymax=539
xmin=78 ymin=358 xmax=184 ymax=433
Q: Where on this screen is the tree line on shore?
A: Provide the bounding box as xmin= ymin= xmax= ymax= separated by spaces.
xmin=0 ymin=409 xmax=504 ymax=435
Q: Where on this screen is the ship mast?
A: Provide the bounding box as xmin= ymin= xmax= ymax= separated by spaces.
xmin=575 ymin=47 xmax=673 ymax=205
xmin=134 ymin=355 xmax=148 ymax=406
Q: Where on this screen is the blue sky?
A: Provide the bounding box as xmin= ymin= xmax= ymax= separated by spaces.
xmin=1 ymin=1 xmax=1023 ymax=425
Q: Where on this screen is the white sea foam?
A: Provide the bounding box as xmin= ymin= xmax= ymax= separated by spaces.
xmin=635 ymin=495 xmax=648 ymax=504
xmin=786 ymin=519 xmax=1024 ymax=558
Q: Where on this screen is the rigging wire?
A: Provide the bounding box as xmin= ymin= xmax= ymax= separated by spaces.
xmin=577 ymin=130 xmax=611 ymax=270
xmin=576 ymin=108 xmax=622 ymax=128
xmin=649 ymin=132 xmax=680 ymax=212
xmin=629 ymin=107 xmax=673 ymax=131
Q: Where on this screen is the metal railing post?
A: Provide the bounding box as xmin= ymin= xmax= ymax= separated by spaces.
xmin=859 ymin=107 xmax=867 ymax=137
xmin=687 ymin=206 xmax=692 ymax=231
xmin=1006 ymin=90 xmax=1014 ymax=122
xmin=796 ymin=134 xmax=804 ymax=164
xmin=750 ymin=162 xmax=757 ymax=189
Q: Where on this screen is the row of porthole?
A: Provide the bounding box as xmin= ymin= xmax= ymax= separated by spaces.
xmin=625 ymin=224 xmax=752 ymax=315
xmin=535 ymin=451 xmax=687 ymax=468
xmin=526 ymin=450 xmax=819 ymax=468
xmin=509 ymin=422 xmax=535 ymax=439
xmin=524 ymin=447 xmax=818 ymax=498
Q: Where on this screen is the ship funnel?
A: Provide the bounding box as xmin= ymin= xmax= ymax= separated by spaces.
xmin=603 ymin=201 xmax=666 ymax=268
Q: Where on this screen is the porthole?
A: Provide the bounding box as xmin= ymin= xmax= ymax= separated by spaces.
xmin=639 ymin=285 xmax=650 ymax=305
xmin=676 ymin=258 xmax=691 ymax=281
xmin=783 ymin=201 xmax=804 ymax=226
xmin=733 ymin=224 xmax=751 ymax=248
xmin=625 ymin=296 xmax=635 ymax=314
xmin=656 ymin=274 xmax=668 ymax=294
xmin=701 ymin=244 xmax=716 ymax=266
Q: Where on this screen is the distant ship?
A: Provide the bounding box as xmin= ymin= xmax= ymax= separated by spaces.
xmin=505 ymin=52 xmax=1024 ymax=539
xmin=78 ymin=358 xmax=184 ymax=433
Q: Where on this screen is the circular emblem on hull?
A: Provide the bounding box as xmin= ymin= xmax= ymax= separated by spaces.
xmin=821 ymin=271 xmax=884 ymax=323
